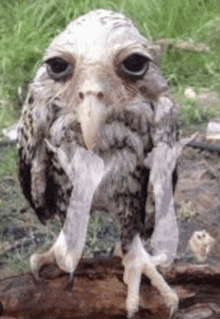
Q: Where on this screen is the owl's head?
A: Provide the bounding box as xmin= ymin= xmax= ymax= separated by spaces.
xmin=31 ymin=9 xmax=168 ymax=149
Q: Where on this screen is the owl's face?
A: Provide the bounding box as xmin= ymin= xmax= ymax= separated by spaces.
xmin=33 ymin=10 xmax=167 ymax=150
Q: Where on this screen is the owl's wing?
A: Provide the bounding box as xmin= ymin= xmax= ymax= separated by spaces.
xmin=146 ymin=95 xmax=184 ymax=262
xmin=17 ymin=90 xmax=74 ymax=225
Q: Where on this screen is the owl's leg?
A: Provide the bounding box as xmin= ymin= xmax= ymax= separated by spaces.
xmin=122 ymin=234 xmax=178 ymax=319
xmin=121 ymin=141 xmax=185 ymax=317
xmin=30 ymin=143 xmax=105 ymax=279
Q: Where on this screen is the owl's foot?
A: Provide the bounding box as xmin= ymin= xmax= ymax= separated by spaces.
xmin=122 ymin=235 xmax=178 ymax=319
xmin=30 ymin=230 xmax=81 ymax=281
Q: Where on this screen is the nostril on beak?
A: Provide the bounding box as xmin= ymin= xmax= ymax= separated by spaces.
xmin=79 ymin=92 xmax=84 ymax=100
xmin=78 ymin=90 xmax=104 ymax=100
xmin=97 ymin=91 xmax=104 ymax=100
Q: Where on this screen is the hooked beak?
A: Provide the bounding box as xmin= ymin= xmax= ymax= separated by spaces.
xmin=78 ymin=95 xmax=107 ymax=150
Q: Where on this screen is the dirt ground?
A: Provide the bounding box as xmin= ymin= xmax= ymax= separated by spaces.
xmin=175 ymin=141 xmax=220 ymax=262
xmin=0 ymin=136 xmax=220 ymax=279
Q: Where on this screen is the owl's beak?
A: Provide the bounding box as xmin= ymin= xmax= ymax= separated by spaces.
xmin=78 ymin=94 xmax=107 ymax=150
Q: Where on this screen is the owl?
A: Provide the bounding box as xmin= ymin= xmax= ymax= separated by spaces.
xmin=18 ymin=9 xmax=180 ymax=318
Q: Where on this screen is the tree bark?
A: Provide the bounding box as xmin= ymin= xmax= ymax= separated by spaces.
xmin=1 ymin=257 xmax=220 ymax=319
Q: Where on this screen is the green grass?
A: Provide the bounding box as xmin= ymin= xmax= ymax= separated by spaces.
xmin=0 ymin=145 xmax=17 ymax=177
xmin=0 ymin=0 xmax=219 ymax=130
xmin=178 ymin=97 xmax=216 ymax=126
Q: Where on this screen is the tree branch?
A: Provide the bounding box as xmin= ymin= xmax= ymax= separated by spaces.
xmin=1 ymin=257 xmax=220 ymax=319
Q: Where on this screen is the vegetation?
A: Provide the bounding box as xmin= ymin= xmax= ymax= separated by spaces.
xmin=0 ymin=0 xmax=219 ymax=130
xmin=0 ymin=145 xmax=17 ymax=177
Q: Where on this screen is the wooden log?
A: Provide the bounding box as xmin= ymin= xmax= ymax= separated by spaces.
xmin=0 ymin=257 xmax=220 ymax=319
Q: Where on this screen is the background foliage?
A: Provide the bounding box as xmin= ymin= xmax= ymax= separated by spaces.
xmin=0 ymin=0 xmax=219 ymax=130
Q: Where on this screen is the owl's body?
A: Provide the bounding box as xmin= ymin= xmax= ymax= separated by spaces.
xmin=18 ymin=9 xmax=179 ymax=318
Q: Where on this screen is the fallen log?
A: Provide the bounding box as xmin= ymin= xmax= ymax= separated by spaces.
xmin=0 ymin=256 xmax=220 ymax=319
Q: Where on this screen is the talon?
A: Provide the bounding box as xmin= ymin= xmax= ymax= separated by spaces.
xmin=30 ymin=249 xmax=55 ymax=280
xmin=30 ymin=254 xmax=41 ymax=280
xmin=69 ymin=272 xmax=74 ymax=282
xmin=165 ymin=290 xmax=179 ymax=319
xmin=65 ymin=272 xmax=75 ymax=291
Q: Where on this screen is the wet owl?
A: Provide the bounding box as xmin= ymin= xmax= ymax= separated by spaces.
xmin=18 ymin=9 xmax=179 ymax=318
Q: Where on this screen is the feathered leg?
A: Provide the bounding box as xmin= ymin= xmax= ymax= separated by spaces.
xmin=30 ymin=141 xmax=105 ymax=279
xmin=120 ymin=139 xmax=195 ymax=318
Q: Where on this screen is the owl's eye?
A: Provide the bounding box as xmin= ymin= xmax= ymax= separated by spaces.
xmin=46 ymin=57 xmax=73 ymax=81
xmin=120 ymin=54 xmax=149 ymax=80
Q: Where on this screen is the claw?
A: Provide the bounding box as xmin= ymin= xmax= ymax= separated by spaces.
xmin=69 ymin=271 xmax=74 ymax=282
xmin=30 ymin=254 xmax=40 ymax=280
xmin=164 ymin=289 xmax=179 ymax=319
xmin=30 ymin=249 xmax=55 ymax=280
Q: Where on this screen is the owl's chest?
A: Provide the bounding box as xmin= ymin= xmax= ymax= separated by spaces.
xmin=49 ymin=104 xmax=153 ymax=210
xmin=90 ymin=122 xmax=153 ymax=211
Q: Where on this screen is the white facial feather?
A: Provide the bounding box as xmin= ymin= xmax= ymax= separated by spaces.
xmin=46 ymin=9 xmax=147 ymax=62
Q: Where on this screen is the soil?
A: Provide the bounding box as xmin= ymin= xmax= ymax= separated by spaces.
xmin=175 ymin=140 xmax=220 ymax=262
xmin=0 ymin=136 xmax=220 ymax=279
